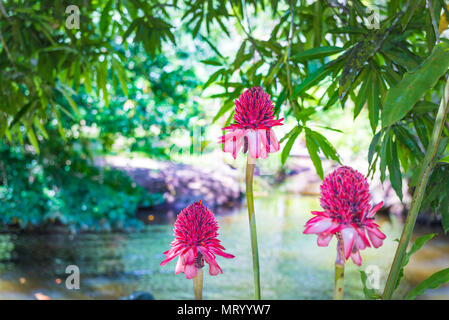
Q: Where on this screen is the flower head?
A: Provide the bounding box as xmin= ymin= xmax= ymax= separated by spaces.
xmin=160 ymin=200 xmax=234 ymax=279
xmin=303 ymin=166 xmax=386 ymax=266
xmin=219 ymin=87 xmax=283 ymax=159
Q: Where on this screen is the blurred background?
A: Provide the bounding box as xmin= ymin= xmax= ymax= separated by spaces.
xmin=1 ymin=0 xmax=449 ymax=299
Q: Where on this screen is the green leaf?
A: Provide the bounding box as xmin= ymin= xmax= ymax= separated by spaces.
xmin=111 ymin=57 xmax=128 ymax=96
xmin=354 ymin=72 xmax=371 ymax=119
xmin=292 ymin=63 xmax=333 ymax=99
xmin=57 ymin=86 xmax=80 ymax=117
xmin=212 ymin=99 xmax=234 ymax=123
xmin=368 ymin=131 xmax=382 ymax=165
xmin=281 ymin=126 xmax=302 ymax=165
xmin=9 ymin=101 xmax=35 ymax=129
xmin=291 ymin=46 xmax=344 ymax=62
xmin=100 ymin=0 xmax=113 ymax=35
xmin=382 ymin=42 xmax=449 ymax=127
xmin=26 ymin=127 xmax=40 ymax=154
xmin=263 ymin=59 xmax=283 ymax=87
xmin=441 ymin=195 xmax=449 ymax=233
xmin=33 ymin=117 xmax=49 ymax=140
xmin=396 ymin=234 xmax=436 ymax=290
xmin=367 ymin=71 xmax=380 ymax=132
xmin=388 ymin=139 xmax=403 ymax=200
xmin=305 ymin=128 xmax=324 ymax=179
xmin=203 ymin=69 xmax=224 ymax=89
xmin=201 ymin=59 xmax=222 ymax=66
xmin=406 ymin=268 xmax=449 ymax=300
xmin=439 ymin=155 xmax=449 ymax=163
xmin=233 ymin=41 xmax=247 ymax=70
xmin=309 ymin=130 xmax=340 ymax=163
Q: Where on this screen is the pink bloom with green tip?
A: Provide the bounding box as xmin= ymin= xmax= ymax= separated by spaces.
xmin=303 ymin=166 xmax=386 ymax=266
xmin=160 ymin=200 xmax=234 ymax=279
xmin=219 ymin=87 xmax=283 ymax=159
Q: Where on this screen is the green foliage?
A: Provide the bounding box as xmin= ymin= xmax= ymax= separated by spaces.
xmin=406 ymin=267 xmax=449 ymax=299
xmin=194 ymin=0 xmax=449 ymax=213
xmin=0 ymin=0 xmax=176 ymax=145
xmin=382 ymin=41 xmax=449 ymax=128
xmin=0 ymin=142 xmax=163 ymax=231
xmin=395 ymin=233 xmax=436 ymax=291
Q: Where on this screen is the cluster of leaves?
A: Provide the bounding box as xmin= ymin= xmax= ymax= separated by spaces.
xmin=72 ymin=47 xmax=203 ymax=157
xmin=189 ymin=0 xmax=449 ymax=299
xmin=0 ymin=1 xmax=205 ymax=231
xmin=0 ymin=0 xmax=178 ymax=149
xmin=195 ymin=0 xmax=449 ymax=222
xmin=0 ymin=140 xmax=164 ymax=231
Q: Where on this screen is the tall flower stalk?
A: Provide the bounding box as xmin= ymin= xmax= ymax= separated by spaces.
xmin=383 ymin=77 xmax=449 ymax=299
xmin=160 ymin=200 xmax=234 ymax=300
xmin=245 ymin=153 xmax=260 ymax=299
xmin=193 ymin=269 xmax=203 ymax=300
xmin=303 ymin=166 xmax=386 ymax=300
xmin=220 ymin=87 xmax=283 ymax=299
xmin=334 ymin=234 xmax=345 ymax=300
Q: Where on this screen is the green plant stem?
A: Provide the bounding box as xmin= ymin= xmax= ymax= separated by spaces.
xmin=383 ymin=76 xmax=449 ymax=299
xmin=246 ymin=154 xmax=261 ymax=300
xmin=193 ymin=268 xmax=203 ymax=300
xmin=334 ymin=233 xmax=345 ymax=300
xmin=334 ymin=262 xmax=345 ymax=300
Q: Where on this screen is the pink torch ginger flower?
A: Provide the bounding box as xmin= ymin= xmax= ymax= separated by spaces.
xmin=219 ymin=87 xmax=284 ymax=159
xmin=303 ymin=166 xmax=386 ymax=266
xmin=160 ymin=200 xmax=234 ymax=279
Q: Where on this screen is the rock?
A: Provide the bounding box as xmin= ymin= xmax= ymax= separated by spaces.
xmin=96 ymin=156 xmax=243 ymax=215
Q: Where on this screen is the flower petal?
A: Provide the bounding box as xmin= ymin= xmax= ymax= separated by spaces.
xmin=304 ymin=217 xmax=333 ymax=234
xmin=221 ymin=129 xmax=247 ymax=159
xmin=317 ymin=233 xmax=333 ymax=247
xmin=367 ymin=227 xmax=386 ymax=248
xmin=175 ymin=256 xmax=185 ymax=275
xmin=341 ymin=227 xmax=356 ymax=260
xmin=247 ymin=130 xmax=261 ymax=159
xmin=184 ymin=263 xmax=198 ymax=279
xmin=366 ymin=201 xmax=384 ymax=219
xmin=350 ymin=250 xmax=362 ymax=266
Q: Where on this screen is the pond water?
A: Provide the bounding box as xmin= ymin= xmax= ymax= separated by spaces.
xmin=0 ymin=194 xmax=447 ymax=300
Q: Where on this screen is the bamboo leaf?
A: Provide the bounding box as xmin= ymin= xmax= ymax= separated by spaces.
xmin=406 ymin=268 xmax=449 ymax=300
xmin=382 ymin=42 xmax=449 ymax=127
xmin=292 ymin=64 xmax=333 ymax=99
xmin=291 ymin=46 xmax=344 ymax=62
xmin=305 ymin=128 xmax=324 ymax=179
xmin=441 ymin=195 xmax=449 ymax=233
xmin=281 ymin=126 xmax=302 ymax=165
xmin=111 ymin=57 xmax=128 ymax=96
xmin=26 ymin=127 xmax=40 ymax=154
xmin=388 ymin=139 xmax=403 ymax=200
xmin=396 ymin=234 xmax=436 ymax=290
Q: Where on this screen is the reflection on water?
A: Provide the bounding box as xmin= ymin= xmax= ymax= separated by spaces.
xmin=0 ymin=194 xmax=446 ymax=299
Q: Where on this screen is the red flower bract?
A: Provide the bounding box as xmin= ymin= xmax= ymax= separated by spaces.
xmin=219 ymin=87 xmax=283 ymax=159
xmin=160 ymin=201 xmax=234 ymax=279
xmin=303 ymin=166 xmax=386 ymax=266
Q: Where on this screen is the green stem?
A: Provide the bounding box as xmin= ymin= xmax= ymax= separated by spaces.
xmin=193 ymin=268 xmax=203 ymax=300
xmin=334 ymin=233 xmax=345 ymax=300
xmin=246 ymin=154 xmax=261 ymax=300
xmin=383 ymin=76 xmax=449 ymax=299
xmin=334 ymin=263 xmax=345 ymax=300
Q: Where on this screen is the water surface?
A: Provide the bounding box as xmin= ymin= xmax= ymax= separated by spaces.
xmin=0 ymin=194 xmax=446 ymax=299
